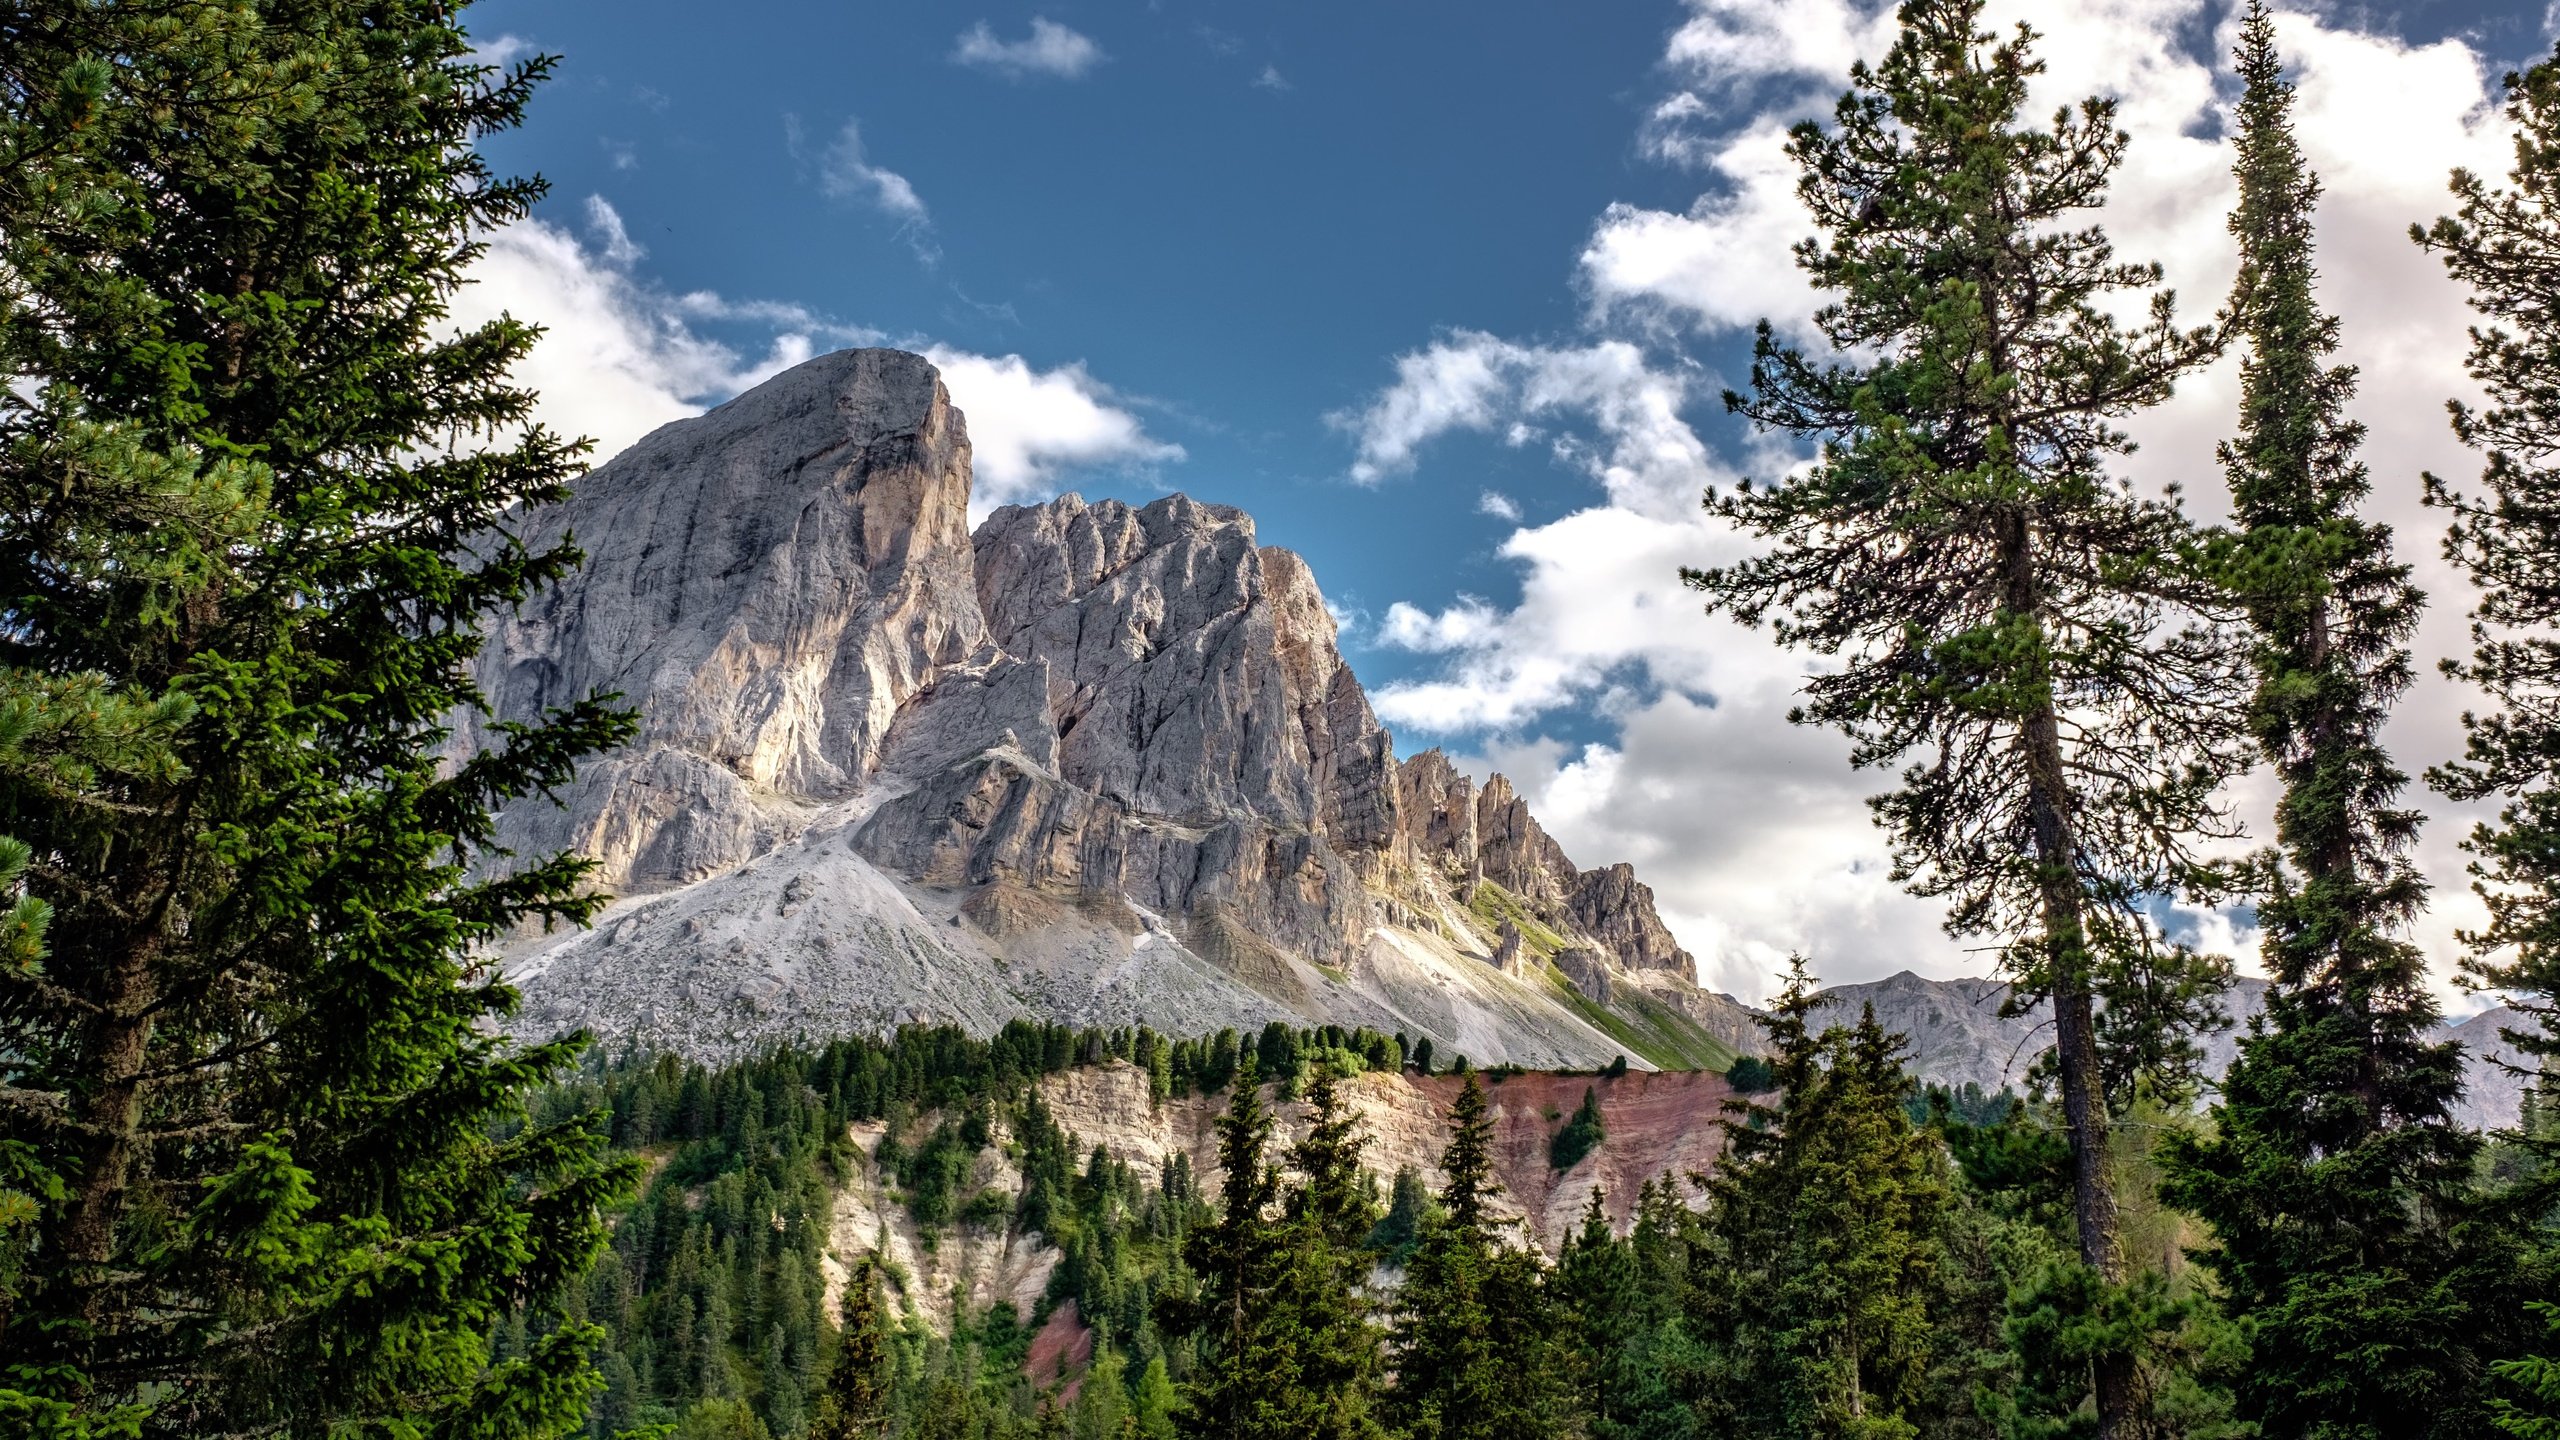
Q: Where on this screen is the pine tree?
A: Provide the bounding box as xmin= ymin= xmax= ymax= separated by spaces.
xmin=2161 ymin=12 xmax=2494 ymax=1438
xmin=0 ymin=3 xmax=636 ymax=1434
xmin=1133 ymin=1355 xmax=1179 ymax=1440
xmin=809 ymin=1258 xmax=892 ymax=1440
xmin=1684 ymin=5 xmax=2241 ymax=1432
xmin=1554 ymin=1189 xmax=1685 ymax=1440
xmin=1385 ymin=1075 xmax=1577 ymax=1440
xmin=2416 ymin=38 xmax=2560 ymax=1227
xmin=1164 ymin=1063 xmax=1289 ymax=1440
xmin=1688 ymin=964 xmax=1950 ymax=1438
xmin=1273 ymin=1064 xmax=1389 ymax=1440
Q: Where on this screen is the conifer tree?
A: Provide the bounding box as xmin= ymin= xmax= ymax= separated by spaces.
xmin=1164 ymin=1063 xmax=1290 ymax=1440
xmin=1134 ymin=1355 xmax=1179 ymax=1440
xmin=1385 ymin=1075 xmax=1577 ymax=1440
xmin=1556 ymin=1189 xmax=1682 ymax=1440
xmin=2162 ymin=13 xmax=2493 ymax=1438
xmin=2416 ymin=39 xmax=2560 ymax=1220
xmin=1273 ymin=1064 xmax=1389 ymax=1440
xmin=0 ymin=3 xmax=636 ymax=1434
xmin=1688 ymin=963 xmax=1950 ymax=1437
xmin=1685 ymin=5 xmax=2241 ymax=1430
xmin=809 ymin=1258 xmax=892 ymax=1440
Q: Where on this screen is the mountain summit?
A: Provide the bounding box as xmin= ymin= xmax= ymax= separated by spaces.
xmin=474 ymin=349 xmax=1755 ymax=1065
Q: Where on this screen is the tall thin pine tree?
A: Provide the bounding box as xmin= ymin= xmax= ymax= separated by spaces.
xmin=2163 ymin=12 xmax=2491 ymax=1438
xmin=1684 ymin=4 xmax=2241 ymax=1432
xmin=2417 ymin=39 xmax=2560 ymax=1232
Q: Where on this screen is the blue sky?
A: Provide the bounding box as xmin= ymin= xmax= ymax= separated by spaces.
xmin=460 ymin=0 xmax=2556 ymax=1000
xmin=465 ymin=0 xmax=1716 ymax=705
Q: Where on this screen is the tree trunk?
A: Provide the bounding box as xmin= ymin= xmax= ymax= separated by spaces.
xmin=2000 ymin=513 xmax=2134 ymax=1440
xmin=60 ymin=932 xmax=160 ymax=1352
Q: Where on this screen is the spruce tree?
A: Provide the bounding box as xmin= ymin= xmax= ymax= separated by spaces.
xmin=1555 ymin=1189 xmax=1684 ymax=1440
xmin=2162 ymin=12 xmax=2492 ymax=1438
xmin=1273 ymin=1064 xmax=1389 ymax=1440
xmin=1688 ymin=963 xmax=1950 ymax=1438
xmin=0 ymin=2 xmax=636 ymax=1434
xmin=1163 ymin=1063 xmax=1290 ymax=1440
xmin=809 ymin=1258 xmax=892 ymax=1440
xmin=2416 ymin=41 xmax=2560 ymax=1220
xmin=1684 ymin=5 xmax=2241 ymax=1430
xmin=1385 ymin=1075 xmax=1577 ymax=1440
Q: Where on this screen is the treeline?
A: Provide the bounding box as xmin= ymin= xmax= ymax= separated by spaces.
xmin=499 ymin=1020 xmax=1488 ymax=1439
xmin=660 ymin=982 xmax=2555 ymax=1440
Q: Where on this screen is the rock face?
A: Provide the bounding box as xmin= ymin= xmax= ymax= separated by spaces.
xmin=468 ymin=350 xmax=984 ymax=891
xmin=484 ymin=350 xmax=1751 ymax=1067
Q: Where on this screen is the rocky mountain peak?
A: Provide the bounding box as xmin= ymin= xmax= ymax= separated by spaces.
xmin=484 ymin=349 xmax=1756 ymax=1066
xmin=470 ymin=348 xmax=985 ymax=892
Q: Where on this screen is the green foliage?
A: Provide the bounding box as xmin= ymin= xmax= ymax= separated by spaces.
xmin=807 ymin=1259 xmax=890 ymax=1440
xmin=2417 ymin=15 xmax=2560 ymax=1248
xmin=1685 ymin=7 xmax=2250 ymax=1428
xmin=2494 ymin=1304 xmax=2560 ymax=1440
xmin=2161 ymin=16 xmax=2524 ymax=1439
xmin=1726 ymin=1055 xmax=1777 ymax=1094
xmin=0 ymin=4 xmax=642 ymax=1433
xmin=1549 ymin=1088 xmax=1607 ymax=1172
xmin=1384 ymin=1075 xmax=1580 ymax=1440
xmin=1154 ymin=1060 xmax=1389 ymax=1440
xmin=1686 ymin=962 xmax=1959 ymax=1437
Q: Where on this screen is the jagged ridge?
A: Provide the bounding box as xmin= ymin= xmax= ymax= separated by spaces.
xmin=479 ymin=350 xmax=1758 ymax=1066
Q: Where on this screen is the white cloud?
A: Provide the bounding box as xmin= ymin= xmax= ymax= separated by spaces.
xmin=1378 ymin=596 xmax=1503 ymax=653
xmin=1331 ymin=332 xmax=1721 ymax=515
xmin=952 ymin=18 xmax=1106 ymax=79
xmin=1581 ymin=120 xmax=1820 ymax=340
xmin=1255 ymin=65 xmax=1291 ymax=92
xmin=583 ymin=195 xmax=644 ymax=266
xmin=815 ymin=119 xmax=928 ymax=222
xmin=925 ymin=349 xmax=1186 ymax=512
xmin=1478 ymin=490 xmax=1521 ymax=522
xmin=450 ymin=200 xmax=1178 ymax=518
xmin=1344 ymin=0 xmax=2526 ymax=1002
xmin=468 ymin=32 xmax=536 ymax=69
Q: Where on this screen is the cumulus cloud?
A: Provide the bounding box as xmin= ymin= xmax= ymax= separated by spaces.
xmin=1342 ymin=0 xmax=2525 ymax=1001
xmin=923 ymin=348 xmax=1186 ymax=512
xmin=449 ymin=198 xmax=1177 ymax=513
xmin=1331 ymin=332 xmax=1721 ymax=514
xmin=952 ymin=18 xmax=1106 ymax=79
xmin=1478 ymin=491 xmax=1522 ymax=522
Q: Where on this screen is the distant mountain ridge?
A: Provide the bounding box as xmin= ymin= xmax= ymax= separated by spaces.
xmin=1807 ymin=969 xmax=2533 ymax=1130
xmin=471 ymin=349 xmax=1758 ymax=1067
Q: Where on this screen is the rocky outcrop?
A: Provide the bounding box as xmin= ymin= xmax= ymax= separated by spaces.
xmin=487 ymin=348 xmax=1744 ymax=1068
xmin=469 ymin=350 xmax=985 ymax=891
xmin=1555 ymin=948 xmax=1614 ymax=1004
xmin=1570 ymin=863 xmax=1694 ymax=974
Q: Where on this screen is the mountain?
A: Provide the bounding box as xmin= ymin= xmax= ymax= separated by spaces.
xmin=472 ymin=349 xmax=1758 ymax=1067
xmin=1810 ymin=969 xmax=2532 ymax=1130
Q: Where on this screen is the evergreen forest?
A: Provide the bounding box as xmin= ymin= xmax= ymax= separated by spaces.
xmin=8 ymin=1 xmax=2560 ymax=1438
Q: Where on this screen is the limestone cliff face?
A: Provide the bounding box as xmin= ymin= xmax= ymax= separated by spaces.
xmin=853 ymin=493 xmax=1384 ymax=974
xmin=471 ymin=350 xmax=984 ymax=891
xmin=487 ymin=349 xmax=1748 ymax=1065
